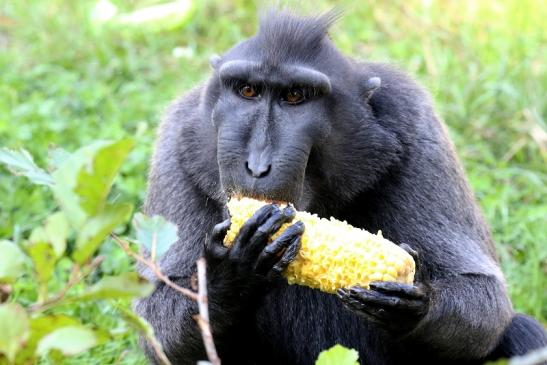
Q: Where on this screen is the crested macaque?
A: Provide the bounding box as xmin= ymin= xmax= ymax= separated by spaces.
xmin=136 ymin=10 xmax=547 ymax=365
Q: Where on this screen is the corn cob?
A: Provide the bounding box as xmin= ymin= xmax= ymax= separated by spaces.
xmin=224 ymin=197 xmax=415 ymax=294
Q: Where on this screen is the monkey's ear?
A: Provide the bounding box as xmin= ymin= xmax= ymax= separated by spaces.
xmin=361 ymin=76 xmax=381 ymax=101
xmin=210 ymin=54 xmax=222 ymax=70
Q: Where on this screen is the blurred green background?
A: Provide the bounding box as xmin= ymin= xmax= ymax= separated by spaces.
xmin=1 ymin=0 xmax=545 ymax=363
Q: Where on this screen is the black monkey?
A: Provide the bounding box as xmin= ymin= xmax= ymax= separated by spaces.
xmin=136 ymin=10 xmax=547 ymax=365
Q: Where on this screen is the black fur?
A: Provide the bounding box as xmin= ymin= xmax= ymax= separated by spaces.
xmin=136 ymin=10 xmax=546 ymax=365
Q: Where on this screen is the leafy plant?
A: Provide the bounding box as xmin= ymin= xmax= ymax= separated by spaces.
xmin=0 ymin=140 xmax=221 ymax=365
xmin=0 ymin=141 xmax=155 ymax=364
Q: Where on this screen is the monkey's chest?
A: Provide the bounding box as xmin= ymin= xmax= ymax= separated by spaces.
xmin=250 ymin=284 xmax=397 ymax=365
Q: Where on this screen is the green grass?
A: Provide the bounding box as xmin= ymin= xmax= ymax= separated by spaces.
xmin=1 ymin=0 xmax=546 ymax=363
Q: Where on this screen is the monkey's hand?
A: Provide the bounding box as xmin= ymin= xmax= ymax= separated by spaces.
xmin=337 ymin=244 xmax=430 ymax=334
xmin=205 ymin=203 xmax=304 ymax=299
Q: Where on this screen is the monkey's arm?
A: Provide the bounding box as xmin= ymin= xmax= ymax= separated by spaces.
xmin=340 ymin=266 xmax=512 ymax=359
xmin=134 ymin=93 xmax=229 ymax=363
xmin=134 ymin=167 xmax=250 ymax=363
xmin=134 ymin=170 xmax=224 ymax=363
xmin=405 ymin=271 xmax=512 ymax=359
xmin=342 ymin=157 xmax=514 ymax=359
xmin=136 ymin=194 xmax=303 ymax=364
xmin=340 ymin=62 xmax=515 ymax=360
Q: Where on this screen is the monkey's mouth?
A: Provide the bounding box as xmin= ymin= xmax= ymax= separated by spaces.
xmin=224 ymin=187 xmax=301 ymax=206
xmin=227 ymin=192 xmax=287 ymax=206
xmin=221 ymin=179 xmax=305 ymax=209
xmin=218 ymin=159 xmax=309 ymax=210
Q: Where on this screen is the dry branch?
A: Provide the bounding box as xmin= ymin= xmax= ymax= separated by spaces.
xmin=112 ymin=234 xmax=221 ymax=365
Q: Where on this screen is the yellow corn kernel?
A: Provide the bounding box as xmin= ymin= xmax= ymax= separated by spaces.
xmin=224 ymin=197 xmax=416 ymax=294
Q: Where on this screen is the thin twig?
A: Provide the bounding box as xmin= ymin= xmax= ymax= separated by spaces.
xmin=0 ymin=284 xmax=11 ymax=303
xmin=195 ymin=258 xmax=221 ymax=365
xmin=112 ymin=235 xmax=221 ymax=364
xmin=111 ymin=234 xmax=198 ymax=301
xmin=29 ymin=256 xmax=104 ymax=312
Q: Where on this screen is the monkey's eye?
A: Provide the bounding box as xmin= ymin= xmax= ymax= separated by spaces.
xmin=282 ymin=87 xmax=305 ymax=105
xmin=238 ymin=84 xmax=260 ymax=99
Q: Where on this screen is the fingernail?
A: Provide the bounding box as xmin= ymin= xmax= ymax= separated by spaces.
xmin=349 ymin=287 xmax=361 ymax=294
xmin=283 ymin=206 xmax=295 ymax=217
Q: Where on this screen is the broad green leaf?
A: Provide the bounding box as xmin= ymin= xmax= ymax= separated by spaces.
xmin=133 ymin=213 xmax=178 ymax=262
xmin=52 ymin=139 xmax=134 ymax=229
xmin=0 ymin=303 xmax=29 ymax=362
xmin=36 ymin=326 xmax=97 ymax=357
xmin=15 ymin=315 xmax=80 ymax=363
xmin=0 ymin=148 xmax=54 ymax=186
xmin=0 ymin=240 xmax=26 ymax=284
xmin=315 ymin=345 xmax=359 ymax=365
xmin=73 ymin=202 xmax=133 ymax=264
xmin=77 ymin=272 xmax=153 ymax=301
xmin=44 ymin=212 xmax=69 ymax=258
xmin=26 ymin=231 xmax=57 ymax=286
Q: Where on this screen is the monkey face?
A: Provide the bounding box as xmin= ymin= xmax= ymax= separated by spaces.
xmin=210 ymin=60 xmax=332 ymax=208
xmin=198 ymin=21 xmax=403 ymax=213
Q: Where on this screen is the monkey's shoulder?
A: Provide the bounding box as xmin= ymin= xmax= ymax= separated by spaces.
xmin=159 ymin=85 xmax=205 ymax=133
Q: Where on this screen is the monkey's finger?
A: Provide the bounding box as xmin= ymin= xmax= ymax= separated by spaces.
xmin=368 ymin=282 xmax=427 ymax=300
xmin=231 ymin=204 xmax=279 ymax=252
xmin=352 ymin=304 xmax=393 ymax=324
xmin=338 ymin=291 xmax=366 ymax=311
xmin=399 ymin=243 xmax=418 ymax=260
xmin=349 ymin=287 xmax=400 ymax=307
xmin=256 ymin=221 xmax=303 ymax=274
xmin=205 ymin=220 xmax=232 ymax=260
xmin=240 ymin=206 xmax=295 ymax=259
xmin=399 ymin=243 xmax=427 ymax=284
xmin=270 ymin=234 xmax=302 ymax=277
xmin=338 ymin=289 xmax=367 ymax=309
xmin=211 ymin=219 xmax=231 ymax=243
xmin=348 ymin=287 xmax=426 ymax=314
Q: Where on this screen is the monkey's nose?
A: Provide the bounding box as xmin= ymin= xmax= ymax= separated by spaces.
xmin=245 ymin=160 xmax=271 ymax=178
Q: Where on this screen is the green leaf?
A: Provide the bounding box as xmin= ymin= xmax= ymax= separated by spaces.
xmin=77 ymin=272 xmax=153 ymax=301
xmin=23 ymin=213 xmax=70 ymax=297
xmin=25 ymin=212 xmax=69 ymax=259
xmin=36 ymin=326 xmax=97 ymax=357
xmin=0 ymin=303 xmax=30 ymax=363
xmin=43 ymin=212 xmax=69 ymax=258
xmin=0 ymin=148 xmax=54 ymax=186
xmin=133 ymin=213 xmax=178 ymax=263
xmin=15 ymin=315 xmax=80 ymax=363
xmin=73 ymin=202 xmax=133 ymax=264
xmin=52 ymin=139 xmax=134 ymax=229
xmin=315 ymin=345 xmax=359 ymax=365
xmin=0 ymin=240 xmax=26 ymax=284
xmin=26 ymin=231 xmax=57 ymax=286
